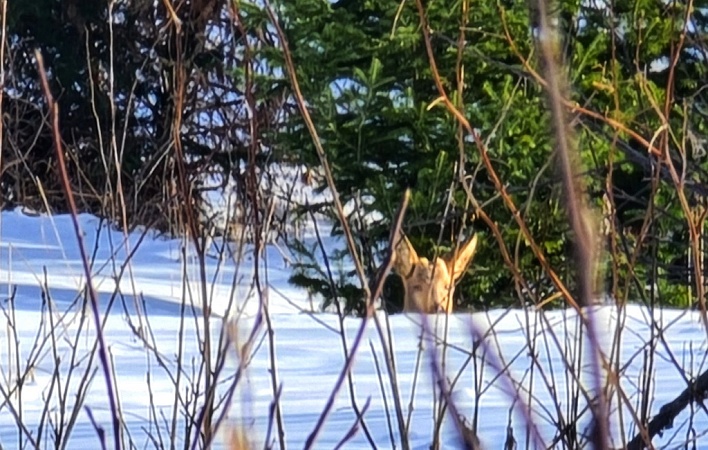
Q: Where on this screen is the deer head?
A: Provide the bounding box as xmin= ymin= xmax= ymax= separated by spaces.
xmin=391 ymin=232 xmax=478 ymax=313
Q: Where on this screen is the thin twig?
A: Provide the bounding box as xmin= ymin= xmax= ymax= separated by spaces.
xmin=34 ymin=49 xmax=121 ymax=450
xmin=303 ymin=189 xmax=410 ymax=449
xmin=532 ymin=0 xmax=609 ymax=446
xmin=263 ymin=0 xmax=370 ymax=299
xmin=309 ymin=208 xmax=377 ymax=448
xmin=413 ymin=0 xmax=580 ymax=312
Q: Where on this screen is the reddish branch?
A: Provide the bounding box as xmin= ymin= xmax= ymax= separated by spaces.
xmin=35 ymin=50 xmax=121 ymax=450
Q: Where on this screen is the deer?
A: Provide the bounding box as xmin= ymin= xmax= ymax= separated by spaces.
xmin=391 ymin=231 xmax=479 ymax=313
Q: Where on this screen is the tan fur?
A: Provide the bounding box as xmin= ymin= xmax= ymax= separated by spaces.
xmin=392 ymin=232 xmax=478 ymax=313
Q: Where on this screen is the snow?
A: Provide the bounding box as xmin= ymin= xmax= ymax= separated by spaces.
xmin=1 ymin=209 xmax=707 ymax=449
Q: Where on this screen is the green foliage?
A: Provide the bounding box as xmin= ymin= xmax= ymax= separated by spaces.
xmin=271 ymin=0 xmax=708 ymax=312
xmin=288 ymin=238 xmax=366 ymax=316
xmin=4 ymin=0 xmax=707 ymax=311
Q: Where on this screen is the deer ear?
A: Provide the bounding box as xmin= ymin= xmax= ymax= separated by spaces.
xmin=392 ymin=231 xmax=419 ymax=278
xmin=446 ymin=234 xmax=478 ymax=282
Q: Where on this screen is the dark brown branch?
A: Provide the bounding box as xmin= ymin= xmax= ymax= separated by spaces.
xmin=627 ymin=368 xmax=708 ymax=450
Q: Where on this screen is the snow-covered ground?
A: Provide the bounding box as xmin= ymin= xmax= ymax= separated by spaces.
xmin=1 ymin=209 xmax=707 ymax=449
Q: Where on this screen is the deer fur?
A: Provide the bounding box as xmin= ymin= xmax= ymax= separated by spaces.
xmin=392 ymin=232 xmax=478 ymax=313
